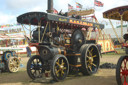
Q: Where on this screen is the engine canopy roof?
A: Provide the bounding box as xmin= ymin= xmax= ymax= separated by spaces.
xmin=17 ymin=12 xmax=104 ymax=29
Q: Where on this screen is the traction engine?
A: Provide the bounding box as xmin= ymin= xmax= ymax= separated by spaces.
xmin=17 ymin=11 xmax=104 ymax=81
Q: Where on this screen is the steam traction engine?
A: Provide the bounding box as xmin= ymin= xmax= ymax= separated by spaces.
xmin=17 ymin=12 xmax=104 ymax=81
xmin=0 ymin=50 xmax=20 ymax=73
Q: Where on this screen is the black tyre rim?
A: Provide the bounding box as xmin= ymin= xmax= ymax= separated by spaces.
xmin=52 ymin=55 xmax=69 ymax=81
xmin=86 ymin=46 xmax=99 ymax=72
xmin=27 ymin=55 xmax=43 ymax=79
xmin=116 ymin=56 xmax=128 ymax=85
xmin=81 ymin=44 xmax=100 ymax=75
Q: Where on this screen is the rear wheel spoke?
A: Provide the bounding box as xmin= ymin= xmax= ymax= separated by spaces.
xmin=61 ymin=70 xmax=64 ymax=76
xmin=63 ymin=67 xmax=66 ymax=70
xmin=91 ymin=48 xmax=93 ymax=52
xmin=92 ymin=55 xmax=96 ymax=58
xmin=56 ymin=69 xmax=60 ymax=74
xmin=92 ymin=63 xmax=96 ymax=67
xmin=89 ymin=66 xmax=92 ymax=72
xmin=61 ymin=59 xmax=64 ymax=65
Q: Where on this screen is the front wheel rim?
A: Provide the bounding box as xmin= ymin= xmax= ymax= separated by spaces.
xmin=52 ymin=56 xmax=69 ymax=81
xmin=29 ymin=57 xmax=43 ymax=78
xmin=8 ymin=57 xmax=20 ymax=72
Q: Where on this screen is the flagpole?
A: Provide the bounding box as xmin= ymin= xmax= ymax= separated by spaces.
xmin=94 ymin=0 xmax=95 ymax=12
xmin=68 ymin=4 xmax=69 ymax=12
xmin=94 ymin=0 xmax=95 ymax=9
xmin=75 ymin=2 xmax=77 ymax=11
xmin=94 ymin=0 xmax=95 ymax=22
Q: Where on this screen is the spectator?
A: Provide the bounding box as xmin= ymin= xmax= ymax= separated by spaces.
xmin=26 ymin=46 xmax=32 ymax=57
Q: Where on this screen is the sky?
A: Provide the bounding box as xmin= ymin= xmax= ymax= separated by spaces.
xmin=0 ymin=0 xmax=128 ymax=28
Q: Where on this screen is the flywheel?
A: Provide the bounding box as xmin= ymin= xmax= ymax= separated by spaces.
xmin=71 ymin=29 xmax=86 ymax=51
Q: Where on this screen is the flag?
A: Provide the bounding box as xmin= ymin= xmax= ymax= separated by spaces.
xmin=68 ymin=4 xmax=73 ymax=11
xmin=76 ymin=2 xmax=82 ymax=8
xmin=94 ymin=0 xmax=104 ymax=7
xmin=53 ymin=8 xmax=58 ymax=14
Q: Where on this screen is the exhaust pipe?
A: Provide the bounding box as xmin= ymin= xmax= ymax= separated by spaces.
xmin=47 ymin=0 xmax=53 ymax=13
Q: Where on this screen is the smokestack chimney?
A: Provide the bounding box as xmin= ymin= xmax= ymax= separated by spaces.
xmin=47 ymin=0 xmax=53 ymax=13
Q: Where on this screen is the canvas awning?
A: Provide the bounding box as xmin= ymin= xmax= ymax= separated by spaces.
xmin=103 ymin=5 xmax=128 ymax=21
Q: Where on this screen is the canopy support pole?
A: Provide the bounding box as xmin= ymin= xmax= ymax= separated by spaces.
xmin=38 ymin=21 xmax=41 ymax=43
xmin=87 ymin=27 xmax=93 ymax=40
xmin=21 ymin=24 xmax=26 ymax=36
xmin=109 ymin=18 xmax=121 ymax=43
xmin=120 ymin=15 xmax=124 ymax=42
xmin=41 ymin=22 xmax=49 ymax=43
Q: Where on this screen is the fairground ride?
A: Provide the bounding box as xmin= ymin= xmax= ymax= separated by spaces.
xmin=103 ymin=5 xmax=128 ymax=85
xmin=103 ymin=5 xmax=128 ymax=45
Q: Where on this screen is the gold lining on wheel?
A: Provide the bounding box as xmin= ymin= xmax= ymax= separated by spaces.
xmin=8 ymin=57 xmax=20 ymax=72
xmin=87 ymin=48 xmax=97 ymax=71
xmin=55 ymin=58 xmax=66 ymax=77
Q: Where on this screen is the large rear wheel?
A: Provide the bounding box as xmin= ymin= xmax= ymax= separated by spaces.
xmin=80 ymin=44 xmax=100 ymax=75
xmin=116 ymin=56 xmax=128 ymax=85
xmin=27 ymin=55 xmax=44 ymax=80
xmin=51 ymin=54 xmax=69 ymax=81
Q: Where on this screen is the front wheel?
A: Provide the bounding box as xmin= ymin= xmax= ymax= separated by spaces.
xmin=116 ymin=56 xmax=128 ymax=85
xmin=51 ymin=54 xmax=69 ymax=81
xmin=27 ymin=55 xmax=44 ymax=80
xmin=7 ymin=57 xmax=20 ymax=73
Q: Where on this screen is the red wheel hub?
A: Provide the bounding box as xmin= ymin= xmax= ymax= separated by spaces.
xmin=120 ymin=58 xmax=128 ymax=85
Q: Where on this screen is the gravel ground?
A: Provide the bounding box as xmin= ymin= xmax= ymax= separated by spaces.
xmin=0 ymin=53 xmax=123 ymax=85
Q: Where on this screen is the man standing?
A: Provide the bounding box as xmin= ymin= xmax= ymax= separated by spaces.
xmin=26 ymin=46 xmax=32 ymax=57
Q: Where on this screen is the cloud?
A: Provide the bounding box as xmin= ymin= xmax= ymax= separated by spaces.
xmin=5 ymin=0 xmax=47 ymax=11
xmin=30 ymin=6 xmax=47 ymax=12
xmin=54 ymin=0 xmax=73 ymax=12
xmin=0 ymin=12 xmax=15 ymax=24
xmin=0 ymin=0 xmax=128 ymax=26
